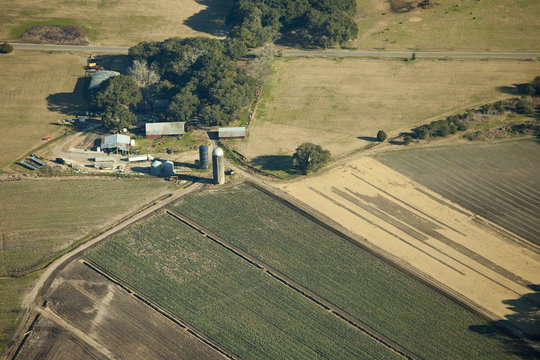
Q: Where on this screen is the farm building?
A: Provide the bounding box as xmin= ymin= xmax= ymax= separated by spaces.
xmin=95 ymin=156 xmax=115 ymax=169
xmin=146 ymin=122 xmax=185 ymax=138
xmin=89 ymin=70 xmax=120 ymax=91
xmin=101 ymin=134 xmax=130 ymax=154
xmin=219 ymin=127 xmax=246 ymax=139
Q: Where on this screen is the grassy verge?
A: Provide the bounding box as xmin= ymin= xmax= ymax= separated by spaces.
xmin=86 ymin=213 xmax=400 ymax=360
xmin=170 ymin=184 xmax=532 ymax=359
xmin=130 ymin=132 xmax=198 ymax=155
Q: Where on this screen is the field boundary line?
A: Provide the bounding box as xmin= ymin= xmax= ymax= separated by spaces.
xmin=240 ymin=182 xmax=540 ymax=345
xmin=165 ymin=207 xmax=420 ymax=360
xmin=81 ymin=260 xmax=239 ymax=360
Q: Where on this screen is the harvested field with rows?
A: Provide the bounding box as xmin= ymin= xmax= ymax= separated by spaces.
xmin=244 ymin=58 xmax=540 ymax=159
xmin=278 ymin=152 xmax=540 ymax=341
xmin=170 ymin=184 xmax=532 ymax=359
xmin=376 ymin=139 xmax=540 ymax=244
xmin=15 ymin=260 xmax=224 ymax=360
xmin=86 ymin=212 xmax=400 ymax=360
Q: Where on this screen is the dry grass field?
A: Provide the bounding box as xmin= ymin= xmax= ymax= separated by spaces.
xmin=0 ymin=0 xmax=232 ymax=46
xmin=15 ymin=261 xmax=225 ymax=360
xmin=0 ymin=177 xmax=169 ymax=276
xmin=244 ymin=58 xmax=540 ymax=159
xmin=278 ymin=148 xmax=540 ymax=340
xmin=0 ymin=51 xmax=88 ymax=171
xmin=353 ymin=0 xmax=540 ymax=51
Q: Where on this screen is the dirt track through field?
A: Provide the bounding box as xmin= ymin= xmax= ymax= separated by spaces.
xmin=278 ymin=156 xmax=540 ymax=339
xmin=165 ymin=208 xmax=419 ymax=360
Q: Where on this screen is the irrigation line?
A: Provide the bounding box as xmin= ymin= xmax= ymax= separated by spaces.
xmin=165 ymin=208 xmax=420 ymax=360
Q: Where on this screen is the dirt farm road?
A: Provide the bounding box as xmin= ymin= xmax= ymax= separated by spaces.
xmin=9 ymin=43 xmax=540 ymax=59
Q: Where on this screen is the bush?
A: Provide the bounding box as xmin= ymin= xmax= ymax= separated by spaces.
xmin=376 ymin=130 xmax=387 ymax=142
xmin=403 ymin=136 xmax=412 ymax=145
xmin=494 ymin=101 xmax=505 ymax=113
xmin=456 ymin=122 xmax=468 ymax=131
xmin=0 ymin=43 xmax=13 ymax=54
xmin=515 ymin=97 xmax=534 ymax=115
xmin=450 ymin=124 xmax=458 ymax=134
xmin=416 ymin=126 xmax=430 ymax=139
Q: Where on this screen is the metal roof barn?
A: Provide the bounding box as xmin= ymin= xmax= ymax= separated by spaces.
xmin=101 ymin=134 xmax=130 ymax=153
xmin=218 ymin=127 xmax=246 ymax=139
xmin=145 ymin=122 xmax=185 ymax=138
xmin=88 ymin=71 xmax=120 ymax=90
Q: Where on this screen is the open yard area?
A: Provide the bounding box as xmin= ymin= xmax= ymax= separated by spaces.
xmin=376 ymin=139 xmax=540 ymax=244
xmin=0 ymin=51 xmax=88 ymax=170
xmin=244 ymin=58 xmax=540 ymax=160
xmin=353 ymin=0 xmax=540 ymax=51
xmin=277 ymin=148 xmax=540 ymax=341
xmin=169 ymin=184 xmax=533 ymax=359
xmin=86 ymin=212 xmax=401 ymax=360
xmin=0 ymin=177 xmax=169 ymax=276
xmin=0 ymin=0 xmax=231 ymax=46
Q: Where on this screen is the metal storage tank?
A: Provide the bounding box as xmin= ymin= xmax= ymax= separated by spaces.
xmin=162 ymin=161 xmax=175 ymax=176
xmin=150 ymin=160 xmax=162 ymax=176
xmin=212 ymin=148 xmax=225 ymax=185
xmin=199 ymin=145 xmax=209 ymax=169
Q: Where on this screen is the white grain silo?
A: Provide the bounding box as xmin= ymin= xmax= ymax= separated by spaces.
xmin=150 ymin=160 xmax=162 ymax=176
xmin=212 ymin=148 xmax=225 ymax=185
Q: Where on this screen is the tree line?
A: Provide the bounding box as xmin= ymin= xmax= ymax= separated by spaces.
xmin=227 ymin=0 xmax=359 ymax=48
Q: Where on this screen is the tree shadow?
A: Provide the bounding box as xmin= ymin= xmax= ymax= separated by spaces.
xmin=251 ymin=155 xmax=294 ymax=173
xmin=357 ymin=136 xmax=377 ymax=141
xmin=469 ymin=284 xmax=540 ymax=357
xmin=46 ymin=77 xmax=89 ymax=115
xmin=496 ymin=83 xmax=530 ymax=96
xmin=183 ymin=0 xmax=233 ymax=36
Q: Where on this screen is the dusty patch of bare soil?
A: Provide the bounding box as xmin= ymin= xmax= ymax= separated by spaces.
xmin=18 ymin=26 xmax=89 ymax=45
xmin=16 ymin=260 xmax=225 ymax=359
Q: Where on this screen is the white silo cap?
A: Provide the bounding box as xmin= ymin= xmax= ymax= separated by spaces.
xmin=212 ymin=148 xmax=224 ymax=157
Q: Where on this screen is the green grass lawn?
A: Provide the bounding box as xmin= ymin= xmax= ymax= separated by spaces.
xmin=86 ymin=213 xmax=400 ymax=360
xmin=171 ymin=184 xmax=532 ymax=359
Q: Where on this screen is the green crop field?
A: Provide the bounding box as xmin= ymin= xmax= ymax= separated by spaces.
xmin=0 ymin=178 xmax=169 ymax=276
xmin=171 ymin=184 xmax=532 ymax=359
xmin=354 ymin=0 xmax=540 ymax=52
xmin=86 ymin=213 xmax=401 ymax=360
xmin=376 ymin=139 xmax=540 ymax=245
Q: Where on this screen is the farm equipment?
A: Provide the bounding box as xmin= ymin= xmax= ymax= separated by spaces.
xmin=167 ymin=175 xmax=179 ymax=181
xmin=42 ymin=136 xmax=52 ymax=140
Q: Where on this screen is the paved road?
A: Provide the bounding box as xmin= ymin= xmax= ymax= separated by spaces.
xmin=10 ymin=43 xmax=540 ymax=58
xmin=281 ymin=49 xmax=540 ymax=59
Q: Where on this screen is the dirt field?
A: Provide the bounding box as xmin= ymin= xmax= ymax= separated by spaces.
xmin=0 ymin=51 xmax=88 ymax=170
xmin=15 ymin=260 xmax=225 ymax=359
xmin=0 ymin=177 xmax=169 ymax=276
xmin=278 ymin=155 xmax=540 ymax=339
xmin=0 ymin=0 xmax=231 ymax=46
xmin=244 ymin=58 xmax=540 ymax=160
xmin=353 ymin=0 xmax=540 ymax=51
xmin=376 ymin=139 xmax=540 ymax=244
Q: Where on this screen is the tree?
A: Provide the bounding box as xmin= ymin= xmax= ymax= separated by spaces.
xmin=377 ymin=130 xmax=387 ymax=142
xmin=403 ymin=135 xmax=412 ymax=145
xmin=292 ymin=142 xmax=331 ymax=174
xmin=411 ymin=52 xmax=416 ymax=61
xmin=96 ymin=75 xmax=142 ymax=110
xmin=167 ymin=88 xmax=200 ymax=122
xmin=249 ymin=42 xmax=276 ymax=86
xmin=128 ymin=60 xmax=160 ymax=99
xmin=0 ymin=43 xmax=13 ymax=54
xmin=532 ymin=76 xmax=540 ymax=96
xmin=101 ymin=105 xmax=137 ymax=130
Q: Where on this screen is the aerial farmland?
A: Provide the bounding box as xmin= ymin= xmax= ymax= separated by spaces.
xmin=1 ymin=0 xmax=539 ymax=359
